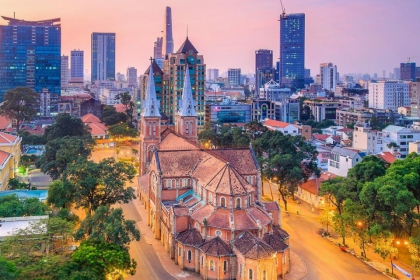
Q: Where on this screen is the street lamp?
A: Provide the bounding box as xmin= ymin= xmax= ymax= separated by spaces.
xmin=326 ymin=210 xmax=334 ymax=235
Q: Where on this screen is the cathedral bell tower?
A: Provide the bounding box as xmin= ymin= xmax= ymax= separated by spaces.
xmin=139 ymin=61 xmax=162 ymax=175
xmin=175 ymin=63 xmax=198 ymax=145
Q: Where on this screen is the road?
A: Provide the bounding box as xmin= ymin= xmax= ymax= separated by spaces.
xmin=282 ymin=211 xmax=387 ymax=280
xmin=91 ymin=147 xmax=175 ymax=280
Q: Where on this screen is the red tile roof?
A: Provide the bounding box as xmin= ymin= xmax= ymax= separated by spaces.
xmin=0 ymin=116 xmax=12 ymax=130
xmin=376 ymin=152 xmax=397 ymax=164
xmin=337 ymin=128 xmax=353 ymax=133
xmin=114 ymin=104 xmax=126 ymax=113
xmin=0 ymin=150 xmax=11 ymax=166
xmin=87 ymin=122 xmax=107 ymax=136
xmin=81 ymin=113 xmax=101 ymax=123
xmin=263 ymin=119 xmax=290 ymax=129
xmin=313 ymin=134 xmax=329 ymax=141
xmin=199 ymin=237 xmax=233 ymax=256
xmin=232 ymin=231 xmax=275 ymax=260
xmin=176 ymin=228 xmax=203 ymax=247
xmin=205 ymin=164 xmax=254 ymax=196
xmin=210 ymin=149 xmax=258 ymax=175
xmin=0 ymin=132 xmax=18 ymax=144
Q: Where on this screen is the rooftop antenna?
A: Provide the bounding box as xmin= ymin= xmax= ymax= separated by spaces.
xmin=407 ymin=56 xmax=416 ymax=63
xmin=187 ymin=24 xmax=188 ymax=38
xmin=14 ymin=12 xmax=15 ymax=19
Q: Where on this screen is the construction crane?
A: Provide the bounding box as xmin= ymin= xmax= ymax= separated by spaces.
xmin=407 ymin=56 xmax=416 ymax=63
xmin=280 ymin=0 xmax=286 ymax=17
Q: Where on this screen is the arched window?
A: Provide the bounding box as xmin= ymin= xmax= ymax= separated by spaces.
xmin=209 ymin=193 xmax=213 ymax=204
xmin=215 ymin=230 xmax=222 ymax=237
xmin=236 ymin=198 xmax=241 ymax=209
xmin=223 ymin=260 xmax=228 ymax=272
xmin=167 ymin=179 xmax=172 ymax=189
xmin=187 ymin=250 xmax=192 ymax=262
xmin=239 ymin=264 xmax=242 ymax=277
xmin=195 ymin=222 xmax=199 ymax=229
xmin=220 ymin=197 xmax=226 ymax=208
xmin=249 ymin=269 xmax=253 ymax=280
xmin=248 ymin=195 xmax=251 ymax=206
xmin=263 ymin=270 xmax=267 ymax=280
xmin=210 ymin=260 xmax=214 ymax=271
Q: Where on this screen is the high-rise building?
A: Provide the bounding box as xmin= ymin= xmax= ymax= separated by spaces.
xmin=91 ymin=32 xmax=116 ymax=82
xmin=61 ymin=55 xmax=69 ymax=88
xmin=320 ymin=62 xmax=338 ymax=91
xmin=255 ymin=49 xmax=274 ymax=90
xmin=228 ymin=68 xmax=241 ymax=87
xmin=369 ymin=81 xmax=410 ymax=111
xmin=207 ymin=68 xmax=219 ymax=81
xmin=154 ymin=37 xmax=163 ymax=59
xmin=409 ymin=79 xmax=420 ymax=117
xmin=127 ymin=67 xmax=137 ymax=87
xmin=162 ymin=7 xmax=174 ymax=56
xmin=163 ymin=37 xmax=206 ymax=126
xmin=0 ymin=16 xmax=61 ymax=101
xmin=401 ymin=62 xmax=416 ymax=81
xmin=70 ymin=50 xmax=84 ymax=83
xmin=279 ymin=13 xmax=305 ymax=88
xmin=394 ymin=68 xmax=400 ymax=80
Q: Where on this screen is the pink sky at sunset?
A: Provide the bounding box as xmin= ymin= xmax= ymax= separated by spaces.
xmin=2 ymin=0 xmax=419 ymax=78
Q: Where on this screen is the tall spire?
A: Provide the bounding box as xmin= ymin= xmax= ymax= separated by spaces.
xmin=142 ymin=62 xmax=161 ymax=117
xmin=163 ymin=6 xmax=174 ymax=56
xmin=178 ymin=65 xmax=197 ymax=117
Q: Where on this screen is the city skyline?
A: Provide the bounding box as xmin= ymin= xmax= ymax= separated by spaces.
xmin=2 ymin=0 xmax=419 ymax=78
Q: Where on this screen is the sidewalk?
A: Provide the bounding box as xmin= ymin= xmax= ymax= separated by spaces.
xmin=132 ymin=198 xmax=201 ymax=280
xmin=262 ymin=181 xmax=415 ymax=280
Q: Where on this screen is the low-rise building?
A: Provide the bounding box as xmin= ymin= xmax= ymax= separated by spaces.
xmin=205 ymin=100 xmax=251 ymax=125
xmin=81 ymin=114 xmax=108 ymax=140
xmin=353 ymin=122 xmax=383 ymax=155
xmin=0 ymin=132 xmax=22 ymax=189
xmin=381 ymin=125 xmax=420 ymax=158
xmin=296 ymin=172 xmax=336 ymax=209
xmin=303 ymin=99 xmax=340 ymax=122
xmin=328 ymin=146 xmax=364 ymax=177
xmin=409 ymin=141 xmax=420 ymax=154
xmin=336 ymin=108 xmax=372 ymax=127
xmin=263 ymin=119 xmax=299 ymax=136
xmin=251 ymin=99 xmax=275 ymax=121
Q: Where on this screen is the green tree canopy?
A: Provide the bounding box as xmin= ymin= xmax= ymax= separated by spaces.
xmin=0 ymin=195 xmax=48 ymax=217
xmin=75 ymin=205 xmax=140 ymax=249
xmin=18 ymin=130 xmax=46 ymax=145
xmin=102 ymin=106 xmax=127 ymax=126
xmin=64 ymin=158 xmax=136 ymax=214
xmin=117 ymin=91 xmax=135 ymax=127
xmin=347 ymin=155 xmax=387 ymax=195
xmin=37 ymin=135 xmax=94 ymax=180
xmin=108 ymin=122 xmax=138 ymax=139
xmin=0 ymin=256 xmax=19 ymax=280
xmin=44 ymin=113 xmax=91 ymax=142
xmin=0 ymin=86 xmax=39 ymax=134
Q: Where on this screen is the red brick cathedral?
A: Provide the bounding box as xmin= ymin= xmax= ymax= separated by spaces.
xmin=138 ymin=60 xmax=291 ymax=280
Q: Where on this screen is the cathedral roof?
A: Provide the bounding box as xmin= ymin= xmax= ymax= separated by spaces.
xmin=159 ymin=131 xmax=200 ymax=151
xmin=176 ymin=228 xmax=203 ymax=247
xmin=209 ymin=148 xmax=260 ymax=174
xmin=141 ymin=63 xmax=161 ymax=117
xmin=204 ymin=163 xmax=254 ymax=196
xmin=199 ymin=237 xmax=233 ymax=256
xmin=262 ymin=232 xmax=289 ymax=252
xmin=177 ymin=37 xmax=198 ymax=54
xmin=178 ymin=64 xmax=197 ymax=117
xmin=232 ymin=231 xmax=276 ymax=260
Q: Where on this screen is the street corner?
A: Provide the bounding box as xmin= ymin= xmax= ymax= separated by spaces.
xmin=284 ymin=250 xmax=308 ymax=280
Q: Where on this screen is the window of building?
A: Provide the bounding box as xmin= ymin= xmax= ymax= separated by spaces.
xmin=220 ymin=197 xmax=226 ymax=208
xmin=249 ymin=269 xmax=253 ymax=280
xmin=209 ymin=193 xmax=213 ymax=204
xmin=167 ymin=180 xmax=172 ymax=189
xmin=215 ymin=230 xmax=222 ymax=237
xmin=239 ymin=264 xmax=242 ymax=277
xmin=223 ymin=260 xmax=228 ymax=272
xmin=195 ymin=222 xmax=199 ymax=229
xmin=400 ymin=142 xmax=407 ymax=145
xmin=187 ymin=250 xmax=192 ymax=262
xmin=210 ymin=260 xmax=214 ymax=271
xmin=248 ymin=195 xmax=252 ymax=206
xmin=263 ymin=270 xmax=267 ymax=280
xmin=201 ymin=256 xmax=204 ymax=267
xmin=236 ymin=198 xmax=241 ymax=209
xmin=178 ymin=247 xmax=181 ymax=256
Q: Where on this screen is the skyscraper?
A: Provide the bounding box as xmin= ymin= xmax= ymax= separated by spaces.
xmin=228 ymin=68 xmax=241 ymax=87
xmin=61 ymin=55 xmax=69 ymax=88
xmin=401 ymin=62 xmax=416 ymax=81
xmin=162 ymin=7 xmax=174 ymax=56
xmin=70 ymin=50 xmax=84 ymax=83
xmin=154 ymin=37 xmax=163 ymax=59
xmin=91 ymin=32 xmax=116 ymax=82
xmin=0 ymin=16 xmax=61 ymax=101
xmin=320 ymin=62 xmax=338 ymax=91
xmin=163 ymin=37 xmax=206 ymax=126
xmin=126 ymin=67 xmax=137 ymax=87
xmin=207 ymin=69 xmax=219 ymax=82
xmin=255 ymin=49 xmax=274 ymax=91
xmin=279 ymin=13 xmax=305 ymax=88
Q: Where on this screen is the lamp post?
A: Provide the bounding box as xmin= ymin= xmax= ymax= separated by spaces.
xmin=326 ymin=210 xmax=334 ymax=235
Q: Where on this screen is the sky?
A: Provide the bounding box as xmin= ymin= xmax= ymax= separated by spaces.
xmin=2 ymin=0 xmax=420 ymax=78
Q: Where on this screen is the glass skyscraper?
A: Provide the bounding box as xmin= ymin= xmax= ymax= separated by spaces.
xmin=91 ymin=32 xmax=115 ymax=82
xmin=279 ymin=13 xmax=305 ymax=89
xmin=0 ymin=16 xmax=61 ymax=101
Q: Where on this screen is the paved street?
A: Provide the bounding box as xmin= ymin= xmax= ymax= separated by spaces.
xmin=263 ymin=183 xmax=389 ymax=280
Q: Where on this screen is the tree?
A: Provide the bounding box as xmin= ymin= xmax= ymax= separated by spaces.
xmin=244 ymin=120 xmax=268 ymax=141
xmin=0 ymin=195 xmax=48 ymax=217
xmin=254 ymin=131 xmax=319 ymax=211
xmin=372 ymin=228 xmax=398 ymax=275
xmin=320 ymin=177 xmax=357 ymax=245
xmin=0 ymin=87 xmax=38 ymax=134
xmin=344 ymin=199 xmax=370 ymax=258
xmin=47 ymin=180 xmax=74 ymax=209
xmin=38 ymin=136 xmax=94 ymax=179
xmin=44 ymin=113 xmax=91 ymax=142
xmin=117 ymin=91 xmax=135 ymax=127
xmin=64 ymin=158 xmax=136 ymax=215
xmin=7 ymin=178 xmax=29 ymax=190
xmin=108 ymin=122 xmax=138 ymax=140
xmin=408 ymin=234 xmax=420 ymax=277
xmin=75 ymin=206 xmax=140 ymax=249
xmin=347 ymin=155 xmax=387 ymax=194
xmin=70 ymin=240 xmax=136 ymax=279
xmin=102 ymin=106 xmax=127 ymax=126
xmin=0 ymin=257 xmax=19 ymax=280
xmin=19 ymin=130 xmax=46 ymax=145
